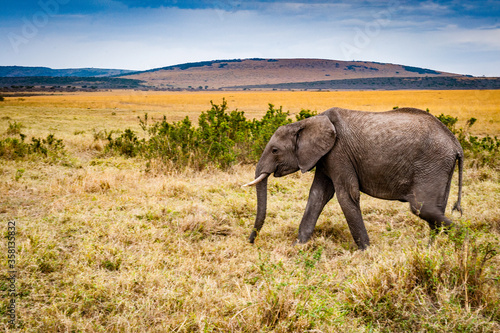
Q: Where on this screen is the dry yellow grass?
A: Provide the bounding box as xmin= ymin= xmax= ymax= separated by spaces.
xmin=1 ymin=90 xmax=499 ymax=332
xmin=2 ymin=90 xmax=499 ymax=135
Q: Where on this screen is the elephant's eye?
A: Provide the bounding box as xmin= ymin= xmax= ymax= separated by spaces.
xmin=271 ymin=147 xmax=279 ymax=155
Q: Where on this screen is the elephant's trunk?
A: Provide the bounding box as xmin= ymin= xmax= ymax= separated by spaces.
xmin=248 ymin=173 xmax=269 ymax=243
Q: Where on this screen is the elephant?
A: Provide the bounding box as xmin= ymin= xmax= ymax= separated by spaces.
xmin=243 ymin=107 xmax=463 ymax=250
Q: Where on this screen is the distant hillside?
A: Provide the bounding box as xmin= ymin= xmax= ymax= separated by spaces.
xmin=0 ymin=76 xmax=144 ymax=92
xmin=232 ymin=76 xmax=500 ymax=91
xmin=2 ymin=59 xmax=498 ymax=92
xmin=121 ymin=58 xmax=461 ymax=89
xmin=0 ymin=66 xmax=135 ymax=78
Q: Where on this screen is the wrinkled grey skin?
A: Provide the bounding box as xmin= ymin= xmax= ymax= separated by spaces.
xmin=246 ymin=107 xmax=463 ymax=250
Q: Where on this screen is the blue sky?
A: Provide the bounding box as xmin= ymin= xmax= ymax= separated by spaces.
xmin=1 ymin=0 xmax=499 ymax=76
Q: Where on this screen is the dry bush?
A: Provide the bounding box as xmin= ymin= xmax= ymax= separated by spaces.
xmin=343 ymin=230 xmax=500 ymax=332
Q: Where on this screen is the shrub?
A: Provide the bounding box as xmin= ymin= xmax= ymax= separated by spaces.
xmin=105 ymin=128 xmax=140 ymax=158
xmin=0 ymin=133 xmax=65 ymax=161
xmin=197 ymin=99 xmax=239 ymax=168
xmin=436 ymin=113 xmax=458 ymax=131
xmin=143 ymin=116 xmax=197 ymax=167
xmin=93 ymin=128 xmax=117 ymax=141
xmin=105 ymin=99 xmax=293 ymax=170
xmin=437 ymin=113 xmax=499 ymax=169
xmin=104 ymin=103 xmax=499 ymax=171
xmin=295 ymin=109 xmax=318 ymax=121
xmin=249 ymin=103 xmax=292 ymax=160
xmin=6 ymin=121 xmax=24 ymax=135
xmin=0 ymin=137 xmax=29 ymax=159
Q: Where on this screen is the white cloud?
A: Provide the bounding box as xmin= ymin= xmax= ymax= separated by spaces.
xmin=1 ymin=1 xmax=499 ymax=76
xmin=439 ymin=26 xmax=500 ymax=51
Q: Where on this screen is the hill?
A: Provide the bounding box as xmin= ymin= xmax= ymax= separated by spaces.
xmin=232 ymin=76 xmax=500 ymax=91
xmin=2 ymin=59 xmax=499 ymax=92
xmin=0 ymin=66 xmax=134 ymax=78
xmin=120 ymin=58 xmax=461 ymax=89
xmin=0 ymin=76 xmax=144 ymax=93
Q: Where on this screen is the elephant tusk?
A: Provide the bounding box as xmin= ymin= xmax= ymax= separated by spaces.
xmin=242 ymin=173 xmax=269 ymax=187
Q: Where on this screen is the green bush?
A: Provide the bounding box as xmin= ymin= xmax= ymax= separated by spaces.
xmin=437 ymin=113 xmax=500 ymax=168
xmin=436 ymin=113 xmax=458 ymax=131
xmin=295 ymin=109 xmax=318 ymax=121
xmin=105 ymin=128 xmax=140 ymax=158
xmin=143 ymin=116 xmax=197 ymax=167
xmin=0 ymin=137 xmax=29 ymax=159
xmin=103 ymin=103 xmax=499 ymax=171
xmin=249 ymin=104 xmax=292 ymax=160
xmin=6 ymin=121 xmax=24 ymax=135
xmin=0 ymin=132 xmax=65 ymax=161
xmin=197 ymin=99 xmax=240 ymax=168
xmin=105 ymin=99 xmax=292 ymax=170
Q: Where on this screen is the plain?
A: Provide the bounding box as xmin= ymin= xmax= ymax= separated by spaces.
xmin=0 ymin=90 xmax=499 ymax=332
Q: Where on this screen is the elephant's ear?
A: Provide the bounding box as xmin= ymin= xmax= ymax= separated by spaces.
xmin=295 ymin=116 xmax=336 ymax=173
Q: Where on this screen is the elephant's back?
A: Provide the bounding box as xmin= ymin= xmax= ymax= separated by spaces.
xmin=324 ymin=107 xmax=463 ymax=175
xmin=325 ymin=107 xmax=461 ymax=152
xmin=390 ymin=107 xmax=462 ymax=152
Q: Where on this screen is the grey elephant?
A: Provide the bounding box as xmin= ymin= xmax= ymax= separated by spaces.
xmin=243 ymin=107 xmax=463 ymax=250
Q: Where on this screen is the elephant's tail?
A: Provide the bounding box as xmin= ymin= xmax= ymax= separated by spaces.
xmin=452 ymin=152 xmax=463 ymax=215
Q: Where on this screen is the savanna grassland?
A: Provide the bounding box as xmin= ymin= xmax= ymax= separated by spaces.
xmin=1 ymin=90 xmax=500 ymax=332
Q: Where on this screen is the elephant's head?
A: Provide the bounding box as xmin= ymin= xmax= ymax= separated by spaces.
xmin=243 ymin=115 xmax=337 ymax=243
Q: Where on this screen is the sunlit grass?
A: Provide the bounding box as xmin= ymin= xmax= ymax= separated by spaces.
xmin=0 ymin=90 xmax=499 ymax=331
xmin=2 ymin=90 xmax=499 ymax=135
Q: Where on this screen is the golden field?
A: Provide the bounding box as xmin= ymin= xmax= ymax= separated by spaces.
xmin=1 ymin=90 xmax=499 ymax=332
xmin=2 ymin=90 xmax=500 ymax=136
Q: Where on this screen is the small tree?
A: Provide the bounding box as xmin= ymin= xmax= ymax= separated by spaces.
xmin=0 ymin=96 xmax=4 ymax=102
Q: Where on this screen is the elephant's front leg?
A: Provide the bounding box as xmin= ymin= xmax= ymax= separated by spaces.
xmin=297 ymin=168 xmax=335 ymax=243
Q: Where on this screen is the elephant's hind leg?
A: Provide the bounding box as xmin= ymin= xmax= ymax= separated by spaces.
xmin=409 ymin=157 xmax=458 ymax=234
xmin=410 ymin=198 xmax=454 ymax=247
xmin=408 ymin=188 xmax=454 ymax=234
xmin=411 ymin=201 xmax=453 ymax=230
